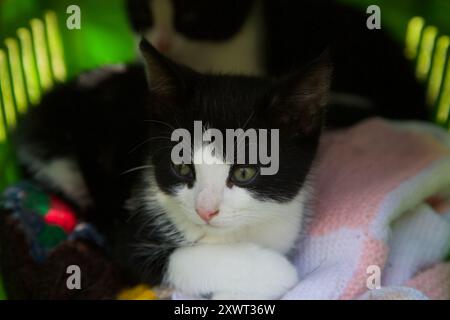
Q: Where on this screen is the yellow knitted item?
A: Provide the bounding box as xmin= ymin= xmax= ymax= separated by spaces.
xmin=117 ymin=284 xmax=157 ymax=300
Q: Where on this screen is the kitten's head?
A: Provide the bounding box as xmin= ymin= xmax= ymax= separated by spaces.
xmin=137 ymin=39 xmax=331 ymax=235
xmin=126 ymin=0 xmax=263 ymax=74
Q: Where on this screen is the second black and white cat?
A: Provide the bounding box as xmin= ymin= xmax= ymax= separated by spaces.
xmin=15 ymin=39 xmax=331 ymax=299
xmin=126 ymin=0 xmax=428 ymax=124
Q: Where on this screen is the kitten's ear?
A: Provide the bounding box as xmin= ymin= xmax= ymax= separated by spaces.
xmin=139 ymin=38 xmax=186 ymax=100
xmin=270 ymin=53 xmax=332 ymax=136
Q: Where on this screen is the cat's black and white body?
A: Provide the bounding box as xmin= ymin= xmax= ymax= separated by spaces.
xmin=15 ymin=40 xmax=331 ymax=299
xmin=128 ymin=0 xmax=265 ymax=75
xmin=126 ymin=0 xmax=427 ymax=123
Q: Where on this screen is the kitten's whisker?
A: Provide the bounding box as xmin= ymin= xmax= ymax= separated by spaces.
xmin=120 ymin=165 xmax=153 ymax=175
xmin=242 ymin=110 xmax=255 ymax=131
xmin=128 ymin=136 xmax=172 ymax=154
xmin=151 ymin=145 xmax=177 ymax=157
xmin=174 ymin=115 xmax=181 ymax=129
xmin=144 ymin=119 xmax=176 ymax=131
xmin=234 ymin=110 xmax=256 ymax=150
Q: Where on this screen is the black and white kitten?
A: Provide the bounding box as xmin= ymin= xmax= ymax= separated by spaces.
xmin=126 ymin=0 xmax=427 ymax=123
xmin=15 ymin=40 xmax=331 ymax=299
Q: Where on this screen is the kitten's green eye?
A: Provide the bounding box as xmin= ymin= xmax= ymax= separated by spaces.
xmin=172 ymin=163 xmax=193 ymax=179
xmin=231 ymin=166 xmax=259 ymax=185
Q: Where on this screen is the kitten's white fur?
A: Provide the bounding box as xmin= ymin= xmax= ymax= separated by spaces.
xmin=142 ymin=0 xmax=265 ymax=75
xmin=167 ymin=243 xmax=298 ymax=300
xmin=147 ymin=143 xmax=307 ymax=299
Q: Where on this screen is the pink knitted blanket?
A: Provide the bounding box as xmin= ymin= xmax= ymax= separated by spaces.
xmin=283 ymin=118 xmax=450 ymax=300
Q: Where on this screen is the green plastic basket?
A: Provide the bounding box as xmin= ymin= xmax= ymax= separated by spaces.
xmin=0 ymin=275 xmax=5 ymax=300
xmin=0 ymin=0 xmax=137 ymax=193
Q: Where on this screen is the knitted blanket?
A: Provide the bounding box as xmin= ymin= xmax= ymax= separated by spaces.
xmin=282 ymin=118 xmax=450 ymax=300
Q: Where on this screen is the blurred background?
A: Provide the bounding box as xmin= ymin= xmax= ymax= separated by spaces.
xmin=0 ymin=0 xmax=136 ymax=78
xmin=1 ymin=0 xmax=449 ymax=78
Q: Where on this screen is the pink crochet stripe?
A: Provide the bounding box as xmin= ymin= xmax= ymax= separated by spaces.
xmin=406 ymin=263 xmax=450 ymax=300
xmin=309 ymin=118 xmax=449 ymax=237
xmin=339 ymin=237 xmax=388 ymax=299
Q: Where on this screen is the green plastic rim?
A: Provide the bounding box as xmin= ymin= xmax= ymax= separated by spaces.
xmin=0 ymin=274 xmax=5 ymax=300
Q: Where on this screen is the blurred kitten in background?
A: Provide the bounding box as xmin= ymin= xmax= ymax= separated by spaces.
xmin=126 ymin=0 xmax=427 ymax=125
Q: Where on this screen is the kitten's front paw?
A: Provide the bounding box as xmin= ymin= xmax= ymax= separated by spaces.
xmin=226 ymin=247 xmax=298 ymax=300
xmin=211 ymin=292 xmax=269 ymax=300
xmin=167 ymin=243 xmax=298 ymax=300
xmin=211 ymin=289 xmax=290 ymax=300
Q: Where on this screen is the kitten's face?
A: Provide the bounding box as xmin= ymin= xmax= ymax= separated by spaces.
xmin=138 ymin=40 xmax=331 ymax=233
xmin=127 ymin=0 xmax=264 ymax=74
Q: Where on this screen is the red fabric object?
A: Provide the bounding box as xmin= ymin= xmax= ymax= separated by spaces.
xmin=44 ymin=197 xmax=77 ymax=233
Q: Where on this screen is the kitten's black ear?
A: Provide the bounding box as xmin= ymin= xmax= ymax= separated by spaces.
xmin=270 ymin=53 xmax=332 ymax=136
xmin=139 ymin=38 xmax=185 ymax=100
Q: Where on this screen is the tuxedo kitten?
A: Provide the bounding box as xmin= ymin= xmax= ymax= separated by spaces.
xmin=15 ymin=40 xmax=331 ymax=299
xmin=126 ymin=0 xmax=427 ymax=123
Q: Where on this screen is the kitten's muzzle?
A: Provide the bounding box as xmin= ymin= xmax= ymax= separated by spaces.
xmin=196 ymin=208 xmax=220 ymax=223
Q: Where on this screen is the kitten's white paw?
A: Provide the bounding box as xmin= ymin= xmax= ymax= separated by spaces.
xmin=211 ymin=283 xmax=296 ymax=300
xmin=167 ymin=243 xmax=298 ymax=300
xmin=211 ymin=292 xmax=269 ymax=300
xmin=221 ymin=247 xmax=298 ymax=300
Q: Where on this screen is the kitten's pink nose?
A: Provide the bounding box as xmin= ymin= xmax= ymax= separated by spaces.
xmin=196 ymin=208 xmax=219 ymax=223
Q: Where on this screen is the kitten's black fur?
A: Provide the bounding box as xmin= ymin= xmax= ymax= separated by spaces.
xmin=126 ymin=0 xmax=427 ymax=123
xmin=15 ymin=40 xmax=331 ymax=284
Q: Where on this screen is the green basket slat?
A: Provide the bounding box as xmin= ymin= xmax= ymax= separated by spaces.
xmin=0 ymin=274 xmax=6 ymax=300
xmin=0 ymin=6 xmax=70 ymax=300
